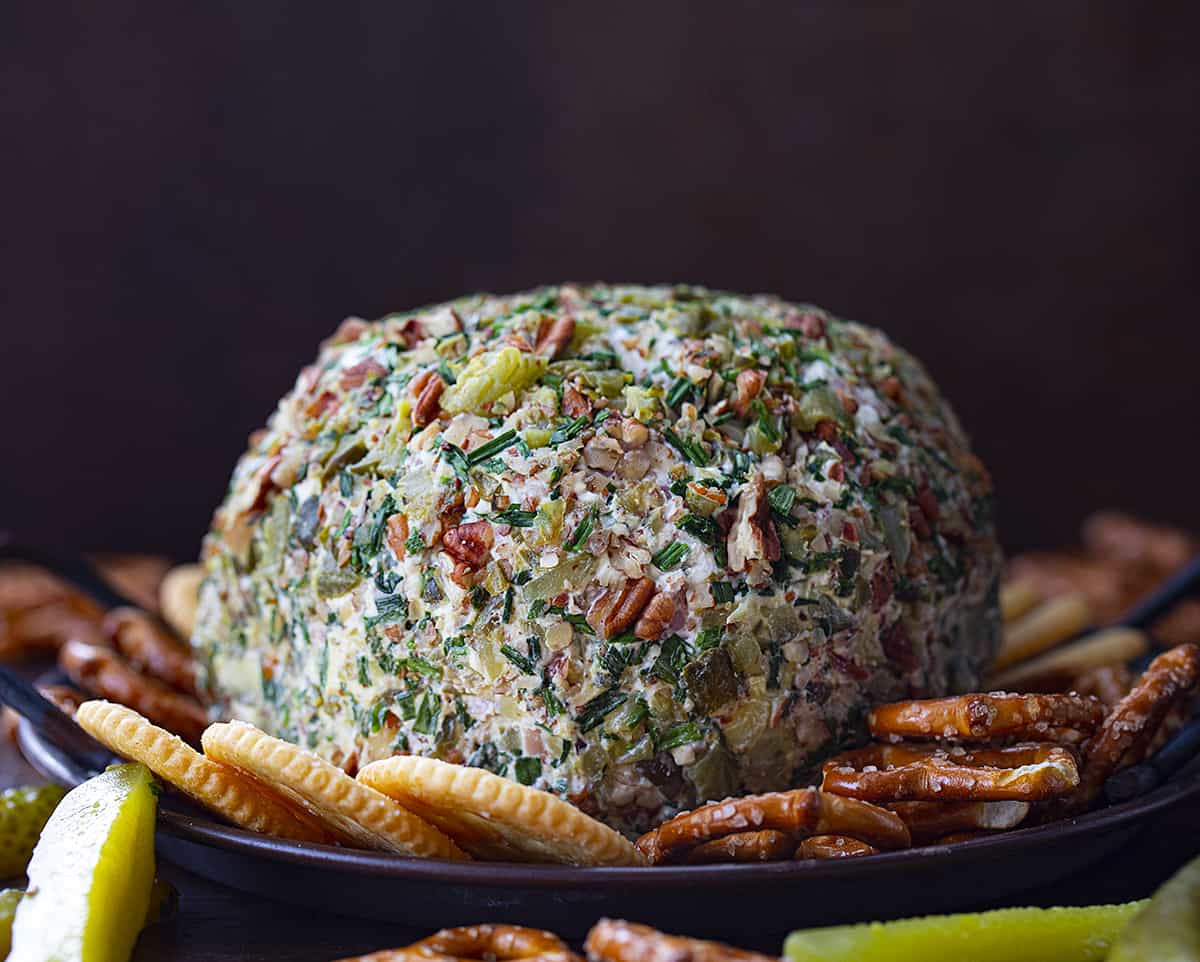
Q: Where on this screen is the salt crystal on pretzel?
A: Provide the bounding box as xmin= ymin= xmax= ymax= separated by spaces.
xmin=869 ymin=692 xmax=1104 ymax=743
xmin=886 ymin=799 xmax=1030 ymax=844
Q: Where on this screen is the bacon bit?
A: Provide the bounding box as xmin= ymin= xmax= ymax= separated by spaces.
xmin=831 ymin=438 xmax=858 ymax=467
xmin=916 ymin=484 xmax=940 ymax=525
xmin=880 ymin=622 xmax=918 ymax=671
xmin=841 ymin=522 xmax=858 ymax=543
xmin=732 ymin=369 xmax=767 ymax=417
xmin=398 ymin=318 xmax=427 ymax=349
xmin=814 ymin=420 xmax=839 ymax=443
xmin=305 ymin=391 xmax=338 ymax=420
xmin=634 ymin=592 xmax=676 ymax=641
xmin=411 ymin=369 xmax=445 ymax=428
xmin=442 ymin=520 xmax=494 ymax=570
xmin=784 ymin=311 xmax=827 ymax=339
xmin=828 ymin=462 xmax=845 ymax=483
xmin=386 ymin=513 xmax=410 ymax=560
xmin=340 ymin=358 xmax=387 ymax=390
xmin=562 ymin=383 xmax=592 ymax=418
xmin=321 ymin=317 xmax=370 ymax=349
xmin=837 ymin=391 xmax=859 ymax=416
xmin=384 ymin=625 xmax=405 ymax=646
xmin=829 ymin=650 xmax=869 ymax=680
xmin=534 ymin=313 xmax=575 ymax=359
xmin=871 ymin=569 xmax=893 ymax=607
xmin=909 ymin=505 xmax=932 ymax=540
xmin=880 ymin=376 xmax=905 ymax=403
xmin=449 ymin=560 xmax=474 ymax=589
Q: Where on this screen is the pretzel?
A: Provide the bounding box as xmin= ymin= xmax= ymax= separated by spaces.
xmin=585 ymin=919 xmax=777 ymax=962
xmin=886 ymin=800 xmax=1030 ymax=844
xmin=795 ymin=835 xmax=877 ymax=860
xmin=336 ymin=925 xmax=581 ymax=961
xmin=1063 ymin=643 xmax=1200 ymax=813
xmin=820 ymin=742 xmax=1078 ymax=802
xmin=104 ymin=607 xmax=198 ymax=695
xmin=0 ymin=599 xmax=105 ymax=661
xmin=1071 ymin=663 xmax=1135 ymax=709
xmin=985 ymin=627 xmax=1148 ymax=692
xmin=635 ymin=789 xmax=910 ymax=865
xmin=685 ymin=830 xmax=796 ymax=864
xmin=869 ymin=692 xmax=1104 ymax=743
xmin=999 ymin=581 xmax=1041 ymax=624
xmin=931 ymin=831 xmax=988 ymax=845
xmin=59 ymin=638 xmax=209 ymax=743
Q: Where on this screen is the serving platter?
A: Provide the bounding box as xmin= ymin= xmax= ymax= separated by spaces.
xmin=18 ymin=715 xmax=1200 ymax=941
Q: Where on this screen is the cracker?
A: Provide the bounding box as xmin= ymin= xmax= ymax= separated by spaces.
xmin=159 ymin=563 xmax=204 ymax=639
xmin=75 ymin=700 xmax=333 ymax=843
xmin=202 ymin=721 xmax=467 ymax=860
xmin=357 ymin=756 xmax=642 ymax=866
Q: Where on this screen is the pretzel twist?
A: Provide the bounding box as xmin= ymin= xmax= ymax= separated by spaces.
xmin=104 ymin=607 xmax=198 ymax=695
xmin=1064 ymin=643 xmax=1200 ymax=813
xmin=584 ymin=919 xmax=777 ymax=962
xmin=795 ymin=835 xmax=878 ymax=860
xmin=685 ymin=830 xmax=796 ymax=864
xmin=885 ymin=800 xmax=1030 ymax=844
xmin=338 ymin=925 xmax=581 ymax=962
xmin=58 ymin=638 xmax=209 ymax=743
xmin=635 ymin=788 xmax=910 ymax=865
xmin=869 ymin=693 xmax=1104 ymax=743
xmin=820 ymin=742 xmax=1078 ymax=802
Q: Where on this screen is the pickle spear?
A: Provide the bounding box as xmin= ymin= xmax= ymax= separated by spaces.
xmin=0 ymin=888 xmax=22 ymax=958
xmin=1109 ymin=854 xmax=1200 ymax=962
xmin=8 ymin=763 xmax=158 ymax=962
xmin=783 ymin=901 xmax=1145 ymax=962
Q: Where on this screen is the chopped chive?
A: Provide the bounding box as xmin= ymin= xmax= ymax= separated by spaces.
xmin=539 ymin=686 xmax=564 ymax=717
xmin=576 ymin=688 xmax=628 ymax=732
xmin=549 ymin=416 xmax=591 ymax=445
xmin=711 ymin=581 xmax=735 ymax=604
xmin=440 ymin=443 xmax=471 ymax=483
xmin=696 ymin=627 xmax=723 ymax=650
xmin=665 ymin=376 xmax=692 ymax=408
xmin=492 ymin=506 xmax=538 ymax=527
xmin=566 ymin=510 xmax=596 ymax=551
xmin=651 ymin=542 xmax=690 ymax=571
xmin=657 ymin=721 xmax=702 ymax=751
xmin=502 ymin=587 xmax=515 ymax=623
xmin=663 ymin=429 xmax=711 ymax=467
xmin=500 ymin=644 xmax=538 ymax=676
xmin=467 ymin=430 xmax=517 ymax=465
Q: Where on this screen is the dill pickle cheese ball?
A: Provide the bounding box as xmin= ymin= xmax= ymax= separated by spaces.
xmin=194 ymin=284 xmax=1002 ymax=836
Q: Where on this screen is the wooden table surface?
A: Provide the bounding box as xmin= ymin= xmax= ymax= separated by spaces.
xmin=3 ymin=728 xmax=1198 ymax=960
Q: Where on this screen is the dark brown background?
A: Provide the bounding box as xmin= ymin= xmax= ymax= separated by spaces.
xmin=4 ymin=2 xmax=1198 ymax=560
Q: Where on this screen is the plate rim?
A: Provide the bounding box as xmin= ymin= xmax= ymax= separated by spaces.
xmin=18 ymin=716 xmax=1200 ymax=890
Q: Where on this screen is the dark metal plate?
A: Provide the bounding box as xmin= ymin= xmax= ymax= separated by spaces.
xmin=18 ymin=717 xmax=1198 ymax=941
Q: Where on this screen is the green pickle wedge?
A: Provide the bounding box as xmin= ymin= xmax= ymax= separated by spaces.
xmin=783 ymin=901 xmax=1146 ymax=962
xmin=9 ymin=763 xmax=159 ymax=962
xmin=0 ymin=887 xmax=23 ymax=958
xmin=1109 ymin=854 xmax=1200 ymax=962
xmin=0 ymin=783 xmax=67 ymax=879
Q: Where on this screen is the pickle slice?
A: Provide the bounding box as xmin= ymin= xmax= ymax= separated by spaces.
xmin=0 ymin=888 xmax=22 ymax=958
xmin=9 ymin=763 xmax=158 ymax=962
xmin=784 ymin=902 xmax=1145 ymax=962
xmin=1109 ymin=854 xmax=1200 ymax=962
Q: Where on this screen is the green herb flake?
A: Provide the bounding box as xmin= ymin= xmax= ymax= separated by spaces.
xmin=514 ymin=756 xmax=543 ymax=785
xmin=651 ymin=542 xmax=690 ymax=571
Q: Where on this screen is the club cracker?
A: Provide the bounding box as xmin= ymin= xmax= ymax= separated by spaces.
xmin=75 ymin=700 xmax=333 ymax=843
xmin=357 ymin=755 xmax=643 ymax=866
xmin=202 ymin=721 xmax=468 ymax=860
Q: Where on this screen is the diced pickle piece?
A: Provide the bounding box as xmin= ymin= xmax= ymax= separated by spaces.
xmin=441 ymin=348 xmax=547 ymax=414
xmin=0 ymin=888 xmax=21 ymax=958
xmin=784 ymin=902 xmax=1145 ymax=962
xmin=1109 ymin=854 xmax=1200 ymax=962
xmin=683 ymin=649 xmax=738 ymax=714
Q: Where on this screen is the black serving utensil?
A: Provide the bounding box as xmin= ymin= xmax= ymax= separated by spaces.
xmin=0 ymin=665 xmax=113 ymax=780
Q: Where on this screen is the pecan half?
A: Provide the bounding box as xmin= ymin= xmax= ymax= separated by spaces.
xmin=590 ymin=577 xmax=656 ymax=639
xmin=442 ymin=520 xmax=494 ymax=570
xmin=411 ymin=369 xmax=445 ymax=428
xmin=340 ymin=358 xmax=387 ymax=390
xmin=726 ymin=475 xmax=781 ymax=576
xmin=534 ymin=313 xmax=575 ymax=359
xmin=562 ymin=383 xmax=592 ymax=418
xmin=731 ymin=369 xmax=767 ymax=417
xmin=634 ymin=591 xmax=675 ymax=641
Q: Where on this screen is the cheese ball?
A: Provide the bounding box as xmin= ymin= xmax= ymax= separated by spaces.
xmin=194 ymin=284 xmax=1002 ymax=835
